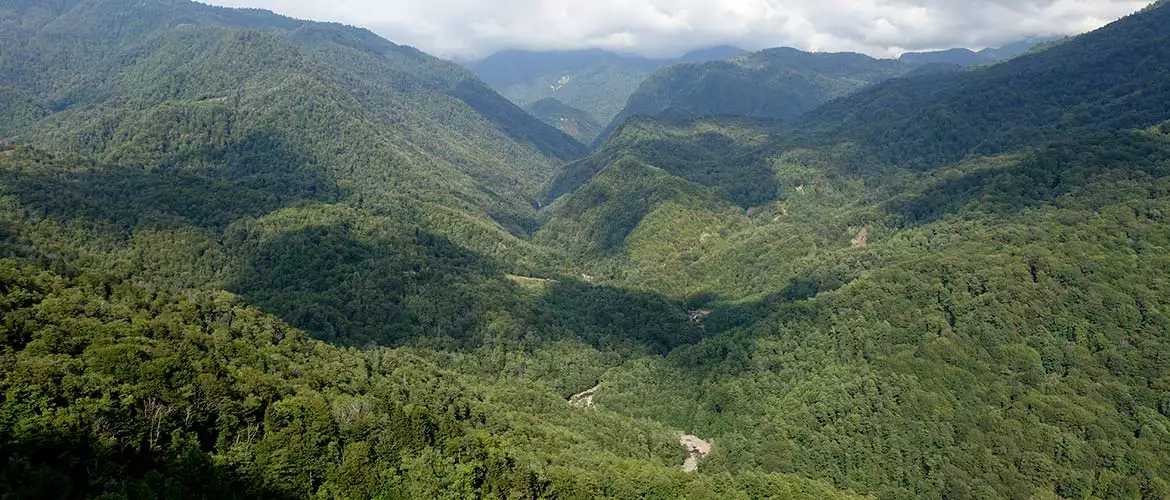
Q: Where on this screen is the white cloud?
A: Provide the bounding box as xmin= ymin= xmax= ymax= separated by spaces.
xmin=201 ymin=0 xmax=1155 ymax=59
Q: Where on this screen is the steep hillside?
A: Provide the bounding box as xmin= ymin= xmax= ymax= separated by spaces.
xmin=0 ymin=0 xmax=655 ymax=356
xmin=543 ymin=116 xmax=779 ymax=206
xmin=580 ymin=123 xmax=1170 ymax=499
xmin=0 ymin=0 xmax=586 ymax=232
xmin=466 ymin=46 xmax=747 ymax=141
xmin=600 ymin=48 xmax=912 ymax=144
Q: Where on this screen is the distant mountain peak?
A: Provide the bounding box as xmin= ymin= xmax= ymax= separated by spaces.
xmin=465 ymin=45 xmax=752 ymax=140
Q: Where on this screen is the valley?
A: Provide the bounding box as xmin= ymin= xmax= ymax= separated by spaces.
xmin=2 ymin=0 xmax=1170 ymax=499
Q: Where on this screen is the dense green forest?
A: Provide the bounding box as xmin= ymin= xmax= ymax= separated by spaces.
xmin=531 ymin=2 xmax=1170 ymax=498
xmin=4 ymin=0 xmax=1170 ymax=498
xmin=538 ymin=122 xmax=1170 ymax=498
xmin=0 ymin=0 xmax=586 ymax=237
xmin=1 ymin=255 xmax=868 ymax=499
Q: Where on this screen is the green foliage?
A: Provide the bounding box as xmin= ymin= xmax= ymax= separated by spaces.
xmin=0 ymin=146 xmax=707 ymax=356
xmin=0 ymin=258 xmax=855 ymax=499
xmin=0 ymin=259 xmax=550 ymax=499
xmin=538 ymin=155 xmax=730 ymax=257
xmin=546 ymin=117 xmax=779 ymax=208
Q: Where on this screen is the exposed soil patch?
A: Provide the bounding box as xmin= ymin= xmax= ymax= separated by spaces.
xmin=506 ymin=274 xmax=559 ymax=293
xmin=688 ymin=309 xmax=712 ymax=324
xmin=569 ymin=384 xmax=599 ymax=408
xmin=851 ymin=226 xmax=869 ymax=247
xmin=506 ymin=274 xmax=557 ymax=285
xmin=679 ymin=434 xmax=712 ymax=472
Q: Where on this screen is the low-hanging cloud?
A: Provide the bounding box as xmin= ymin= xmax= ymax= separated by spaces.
xmin=202 ymin=0 xmax=1154 ymax=59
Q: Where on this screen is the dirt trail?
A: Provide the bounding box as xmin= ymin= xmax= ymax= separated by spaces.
xmin=679 ymin=434 xmax=712 ymax=472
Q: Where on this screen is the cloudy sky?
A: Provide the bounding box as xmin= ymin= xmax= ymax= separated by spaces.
xmin=203 ymin=0 xmax=1155 ymax=59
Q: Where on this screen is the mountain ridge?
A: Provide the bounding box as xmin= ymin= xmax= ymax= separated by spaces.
xmin=1 ymin=0 xmax=589 ymax=234
xmin=898 ymin=37 xmax=1059 ymax=66
xmin=465 ymin=45 xmax=749 ymax=141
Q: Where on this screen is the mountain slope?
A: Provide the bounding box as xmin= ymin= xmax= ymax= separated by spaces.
xmin=0 ymin=0 xmax=648 ymax=354
xmin=0 ymin=1 xmax=870 ymax=498
xmin=590 ymin=123 xmax=1170 ymax=499
xmin=538 ymin=120 xmax=1170 ymax=500
xmin=0 ymin=0 xmax=586 ymax=231
xmin=599 ymin=48 xmax=912 ymax=144
xmin=530 ymin=5 xmax=1170 ymax=497
xmin=5 ymin=0 xmax=1170 ymax=499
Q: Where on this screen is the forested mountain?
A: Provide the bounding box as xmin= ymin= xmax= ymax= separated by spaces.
xmin=899 ymin=37 xmax=1057 ymax=66
xmin=4 ymin=0 xmax=1170 ymax=498
xmin=0 ymin=0 xmax=856 ymax=498
xmin=598 ymin=48 xmax=913 ymax=144
xmin=800 ymin=2 xmax=1170 ymax=168
xmin=530 ymin=2 xmax=1170 ymax=498
xmin=465 ymin=46 xmax=747 ymax=141
xmin=0 ymin=0 xmax=586 ymax=230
